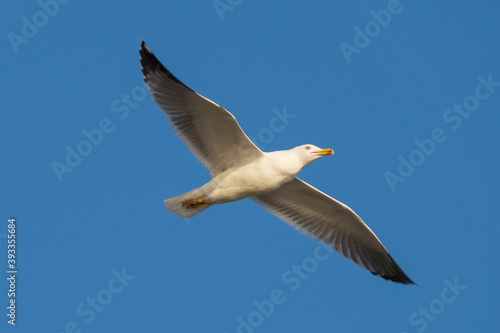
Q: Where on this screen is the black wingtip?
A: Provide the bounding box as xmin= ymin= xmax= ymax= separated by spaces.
xmin=379 ymin=273 xmax=417 ymax=285
xmin=373 ymin=254 xmax=417 ymax=285
xmin=139 ymin=40 xmax=193 ymax=91
xmin=139 ymin=40 xmax=153 ymax=58
xmin=139 ymin=40 xmax=162 ymax=76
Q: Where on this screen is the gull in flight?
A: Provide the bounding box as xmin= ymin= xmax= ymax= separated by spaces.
xmin=139 ymin=41 xmax=415 ymax=285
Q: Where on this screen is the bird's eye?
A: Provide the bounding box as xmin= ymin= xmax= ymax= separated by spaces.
xmin=305 ymin=146 xmax=311 ymax=150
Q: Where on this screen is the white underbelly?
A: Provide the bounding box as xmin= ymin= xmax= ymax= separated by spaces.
xmin=205 ymin=157 xmax=294 ymax=204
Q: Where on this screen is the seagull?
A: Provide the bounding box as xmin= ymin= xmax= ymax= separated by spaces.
xmin=139 ymin=41 xmax=415 ymax=285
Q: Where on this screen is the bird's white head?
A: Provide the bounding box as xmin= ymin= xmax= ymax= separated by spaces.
xmin=293 ymin=144 xmax=334 ymax=167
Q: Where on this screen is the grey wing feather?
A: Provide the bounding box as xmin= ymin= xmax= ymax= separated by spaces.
xmin=139 ymin=41 xmax=262 ymax=177
xmin=251 ymin=178 xmax=415 ymax=284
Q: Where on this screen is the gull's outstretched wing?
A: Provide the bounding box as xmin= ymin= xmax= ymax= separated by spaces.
xmin=251 ymin=178 xmax=415 ymax=284
xmin=139 ymin=41 xmax=263 ymax=177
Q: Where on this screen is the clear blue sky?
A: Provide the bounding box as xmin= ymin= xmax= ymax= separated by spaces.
xmin=1 ymin=1 xmax=499 ymax=332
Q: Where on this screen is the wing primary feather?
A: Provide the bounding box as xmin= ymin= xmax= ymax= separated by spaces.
xmin=140 ymin=41 xmax=193 ymax=92
xmin=251 ymin=178 xmax=416 ymax=285
xmin=139 ymin=41 xmax=263 ymax=177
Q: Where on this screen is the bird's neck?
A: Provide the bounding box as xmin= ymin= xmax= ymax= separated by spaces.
xmin=266 ymin=150 xmax=305 ymax=178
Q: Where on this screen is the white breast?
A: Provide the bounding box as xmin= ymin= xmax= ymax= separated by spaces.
xmin=205 ymin=151 xmax=302 ymax=204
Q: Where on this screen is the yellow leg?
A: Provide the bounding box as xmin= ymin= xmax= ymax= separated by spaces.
xmin=182 ymin=197 xmax=208 ymax=209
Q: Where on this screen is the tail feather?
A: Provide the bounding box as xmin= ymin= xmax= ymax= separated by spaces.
xmin=164 ymin=188 xmax=211 ymax=218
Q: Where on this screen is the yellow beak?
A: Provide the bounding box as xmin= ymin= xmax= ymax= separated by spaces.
xmin=311 ymin=148 xmax=334 ymax=156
